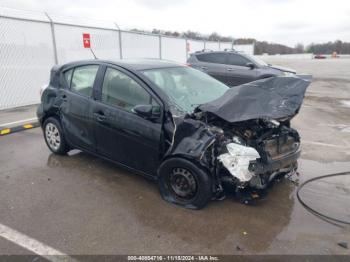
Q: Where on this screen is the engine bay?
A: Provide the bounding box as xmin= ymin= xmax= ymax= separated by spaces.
xmin=191 ymin=113 xmax=301 ymax=203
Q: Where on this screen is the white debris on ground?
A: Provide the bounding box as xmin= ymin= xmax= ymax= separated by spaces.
xmin=341 ymin=100 xmax=350 ymax=108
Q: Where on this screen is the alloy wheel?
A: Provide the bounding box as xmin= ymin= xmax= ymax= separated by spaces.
xmin=45 ymin=123 xmax=61 ymax=151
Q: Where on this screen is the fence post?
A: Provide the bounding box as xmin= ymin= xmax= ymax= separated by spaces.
xmin=45 ymin=12 xmax=58 ymax=65
xmin=203 ymin=40 xmax=206 ymax=50
xmin=218 ymin=40 xmax=221 ymax=51
xmin=114 ymin=23 xmax=123 ymax=59
xmin=185 ymin=39 xmax=188 ymax=60
xmin=159 ymin=35 xmax=162 ymax=59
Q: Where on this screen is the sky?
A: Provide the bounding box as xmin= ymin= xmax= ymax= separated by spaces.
xmin=1 ymin=0 xmax=349 ymax=47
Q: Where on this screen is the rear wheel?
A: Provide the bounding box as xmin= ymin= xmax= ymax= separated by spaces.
xmin=43 ymin=117 xmax=69 ymax=155
xmin=158 ymin=158 xmax=212 ymax=209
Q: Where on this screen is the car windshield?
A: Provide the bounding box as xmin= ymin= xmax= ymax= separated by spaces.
xmin=142 ymin=66 xmax=229 ymax=113
xmin=244 ymin=54 xmax=269 ymax=66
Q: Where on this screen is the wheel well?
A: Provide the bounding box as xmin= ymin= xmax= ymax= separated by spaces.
xmin=42 ymin=113 xmax=60 ymax=126
xmin=158 ymin=155 xmax=212 ymax=179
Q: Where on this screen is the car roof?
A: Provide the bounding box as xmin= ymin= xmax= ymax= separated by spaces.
xmin=190 ymin=50 xmax=249 ymax=56
xmin=60 ymin=59 xmax=184 ymax=71
xmin=191 ymin=50 xmax=233 ymax=55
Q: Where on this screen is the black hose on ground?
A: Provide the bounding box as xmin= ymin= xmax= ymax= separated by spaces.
xmin=296 ymin=171 xmax=350 ymax=228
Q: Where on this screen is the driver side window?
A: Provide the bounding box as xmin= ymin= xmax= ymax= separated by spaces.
xmin=227 ymin=54 xmax=250 ymax=67
xmin=101 ymin=68 xmax=155 ymax=112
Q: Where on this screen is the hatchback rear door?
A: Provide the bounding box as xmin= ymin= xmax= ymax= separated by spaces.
xmin=59 ymin=64 xmax=100 ymax=151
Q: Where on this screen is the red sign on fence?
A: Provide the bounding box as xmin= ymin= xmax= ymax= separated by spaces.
xmin=83 ymin=33 xmax=91 ymax=48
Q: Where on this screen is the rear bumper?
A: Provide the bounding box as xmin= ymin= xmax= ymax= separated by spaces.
xmin=36 ymin=104 xmax=44 ymax=125
xmin=248 ymin=149 xmax=301 ymax=175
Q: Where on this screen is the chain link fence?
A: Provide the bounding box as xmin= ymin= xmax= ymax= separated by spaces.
xmin=0 ymin=6 xmax=254 ymax=110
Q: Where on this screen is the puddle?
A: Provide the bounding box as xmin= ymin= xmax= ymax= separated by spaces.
xmin=321 ymin=123 xmax=350 ymax=133
xmin=341 ymin=127 xmax=350 ymax=133
xmin=266 ymin=159 xmax=350 ymax=254
xmin=340 ymin=100 xmax=350 ymax=108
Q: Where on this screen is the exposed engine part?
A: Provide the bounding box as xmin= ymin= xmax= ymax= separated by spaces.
xmin=165 ymin=101 xmax=302 ymax=204
xmin=269 ymin=119 xmax=280 ymax=127
xmin=218 ymin=143 xmax=260 ymax=182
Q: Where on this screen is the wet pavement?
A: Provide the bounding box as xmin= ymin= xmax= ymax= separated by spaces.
xmin=0 ymin=59 xmax=350 ymax=255
xmin=0 ymin=104 xmax=37 ymax=128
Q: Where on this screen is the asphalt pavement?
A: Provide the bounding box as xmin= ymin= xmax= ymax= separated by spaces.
xmin=0 ymin=58 xmax=349 ymax=256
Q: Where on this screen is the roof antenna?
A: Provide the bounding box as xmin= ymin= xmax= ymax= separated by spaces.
xmin=89 ymin=48 xmax=97 ymax=59
xmin=83 ymin=33 xmax=98 ymax=59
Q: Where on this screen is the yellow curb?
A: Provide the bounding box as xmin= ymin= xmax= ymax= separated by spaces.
xmin=0 ymin=128 xmax=11 ymax=135
xmin=23 ymin=124 xmax=34 ymax=129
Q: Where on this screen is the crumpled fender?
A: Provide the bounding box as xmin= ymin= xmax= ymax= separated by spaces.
xmin=165 ymin=117 xmax=216 ymax=162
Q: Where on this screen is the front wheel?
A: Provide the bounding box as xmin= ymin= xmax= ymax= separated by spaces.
xmin=158 ymin=158 xmax=212 ymax=209
xmin=43 ymin=117 xmax=69 ymax=155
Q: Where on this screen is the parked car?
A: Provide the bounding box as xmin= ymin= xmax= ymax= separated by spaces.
xmin=314 ymin=54 xmax=327 ymax=59
xmin=187 ymin=50 xmax=296 ymax=86
xmin=37 ymin=59 xmax=310 ymax=209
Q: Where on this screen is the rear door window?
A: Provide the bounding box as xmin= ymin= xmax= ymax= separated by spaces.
xmin=227 ymin=54 xmax=250 ymax=67
xmin=196 ymin=53 xmax=227 ymax=64
xmin=70 ymin=65 xmax=99 ymax=97
xmin=101 ymin=67 xmax=154 ymax=112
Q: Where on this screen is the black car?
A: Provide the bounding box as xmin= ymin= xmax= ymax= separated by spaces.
xmin=37 ymin=59 xmax=310 ymax=209
xmin=187 ymin=50 xmax=296 ymax=86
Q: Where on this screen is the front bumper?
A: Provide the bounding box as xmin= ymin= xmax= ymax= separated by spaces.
xmin=248 ymin=149 xmax=301 ymax=175
xmin=219 ymin=147 xmax=300 ymax=204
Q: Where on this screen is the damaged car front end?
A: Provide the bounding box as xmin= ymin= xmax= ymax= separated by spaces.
xmin=148 ymin=72 xmax=310 ymax=208
xmin=194 ymin=116 xmax=301 ymax=205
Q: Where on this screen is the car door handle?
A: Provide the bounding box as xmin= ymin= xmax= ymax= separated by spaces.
xmin=227 ymin=68 xmax=235 ymax=71
xmin=93 ymin=113 xmax=107 ymax=122
xmin=201 ymin=66 xmax=208 ymax=70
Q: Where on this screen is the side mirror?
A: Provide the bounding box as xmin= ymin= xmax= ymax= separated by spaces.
xmin=133 ymin=104 xmax=160 ymax=119
xmin=246 ymin=62 xmax=255 ymax=69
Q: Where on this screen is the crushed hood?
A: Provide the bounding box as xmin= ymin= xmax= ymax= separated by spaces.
xmin=198 ymin=76 xmax=311 ymax=123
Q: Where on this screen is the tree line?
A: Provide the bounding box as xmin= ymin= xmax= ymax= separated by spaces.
xmin=130 ymin=29 xmax=350 ymax=55
xmin=306 ymin=40 xmax=350 ymax=54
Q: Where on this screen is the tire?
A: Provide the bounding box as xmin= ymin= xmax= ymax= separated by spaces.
xmin=158 ymin=157 xmax=212 ymax=209
xmin=43 ymin=117 xmax=69 ymax=155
